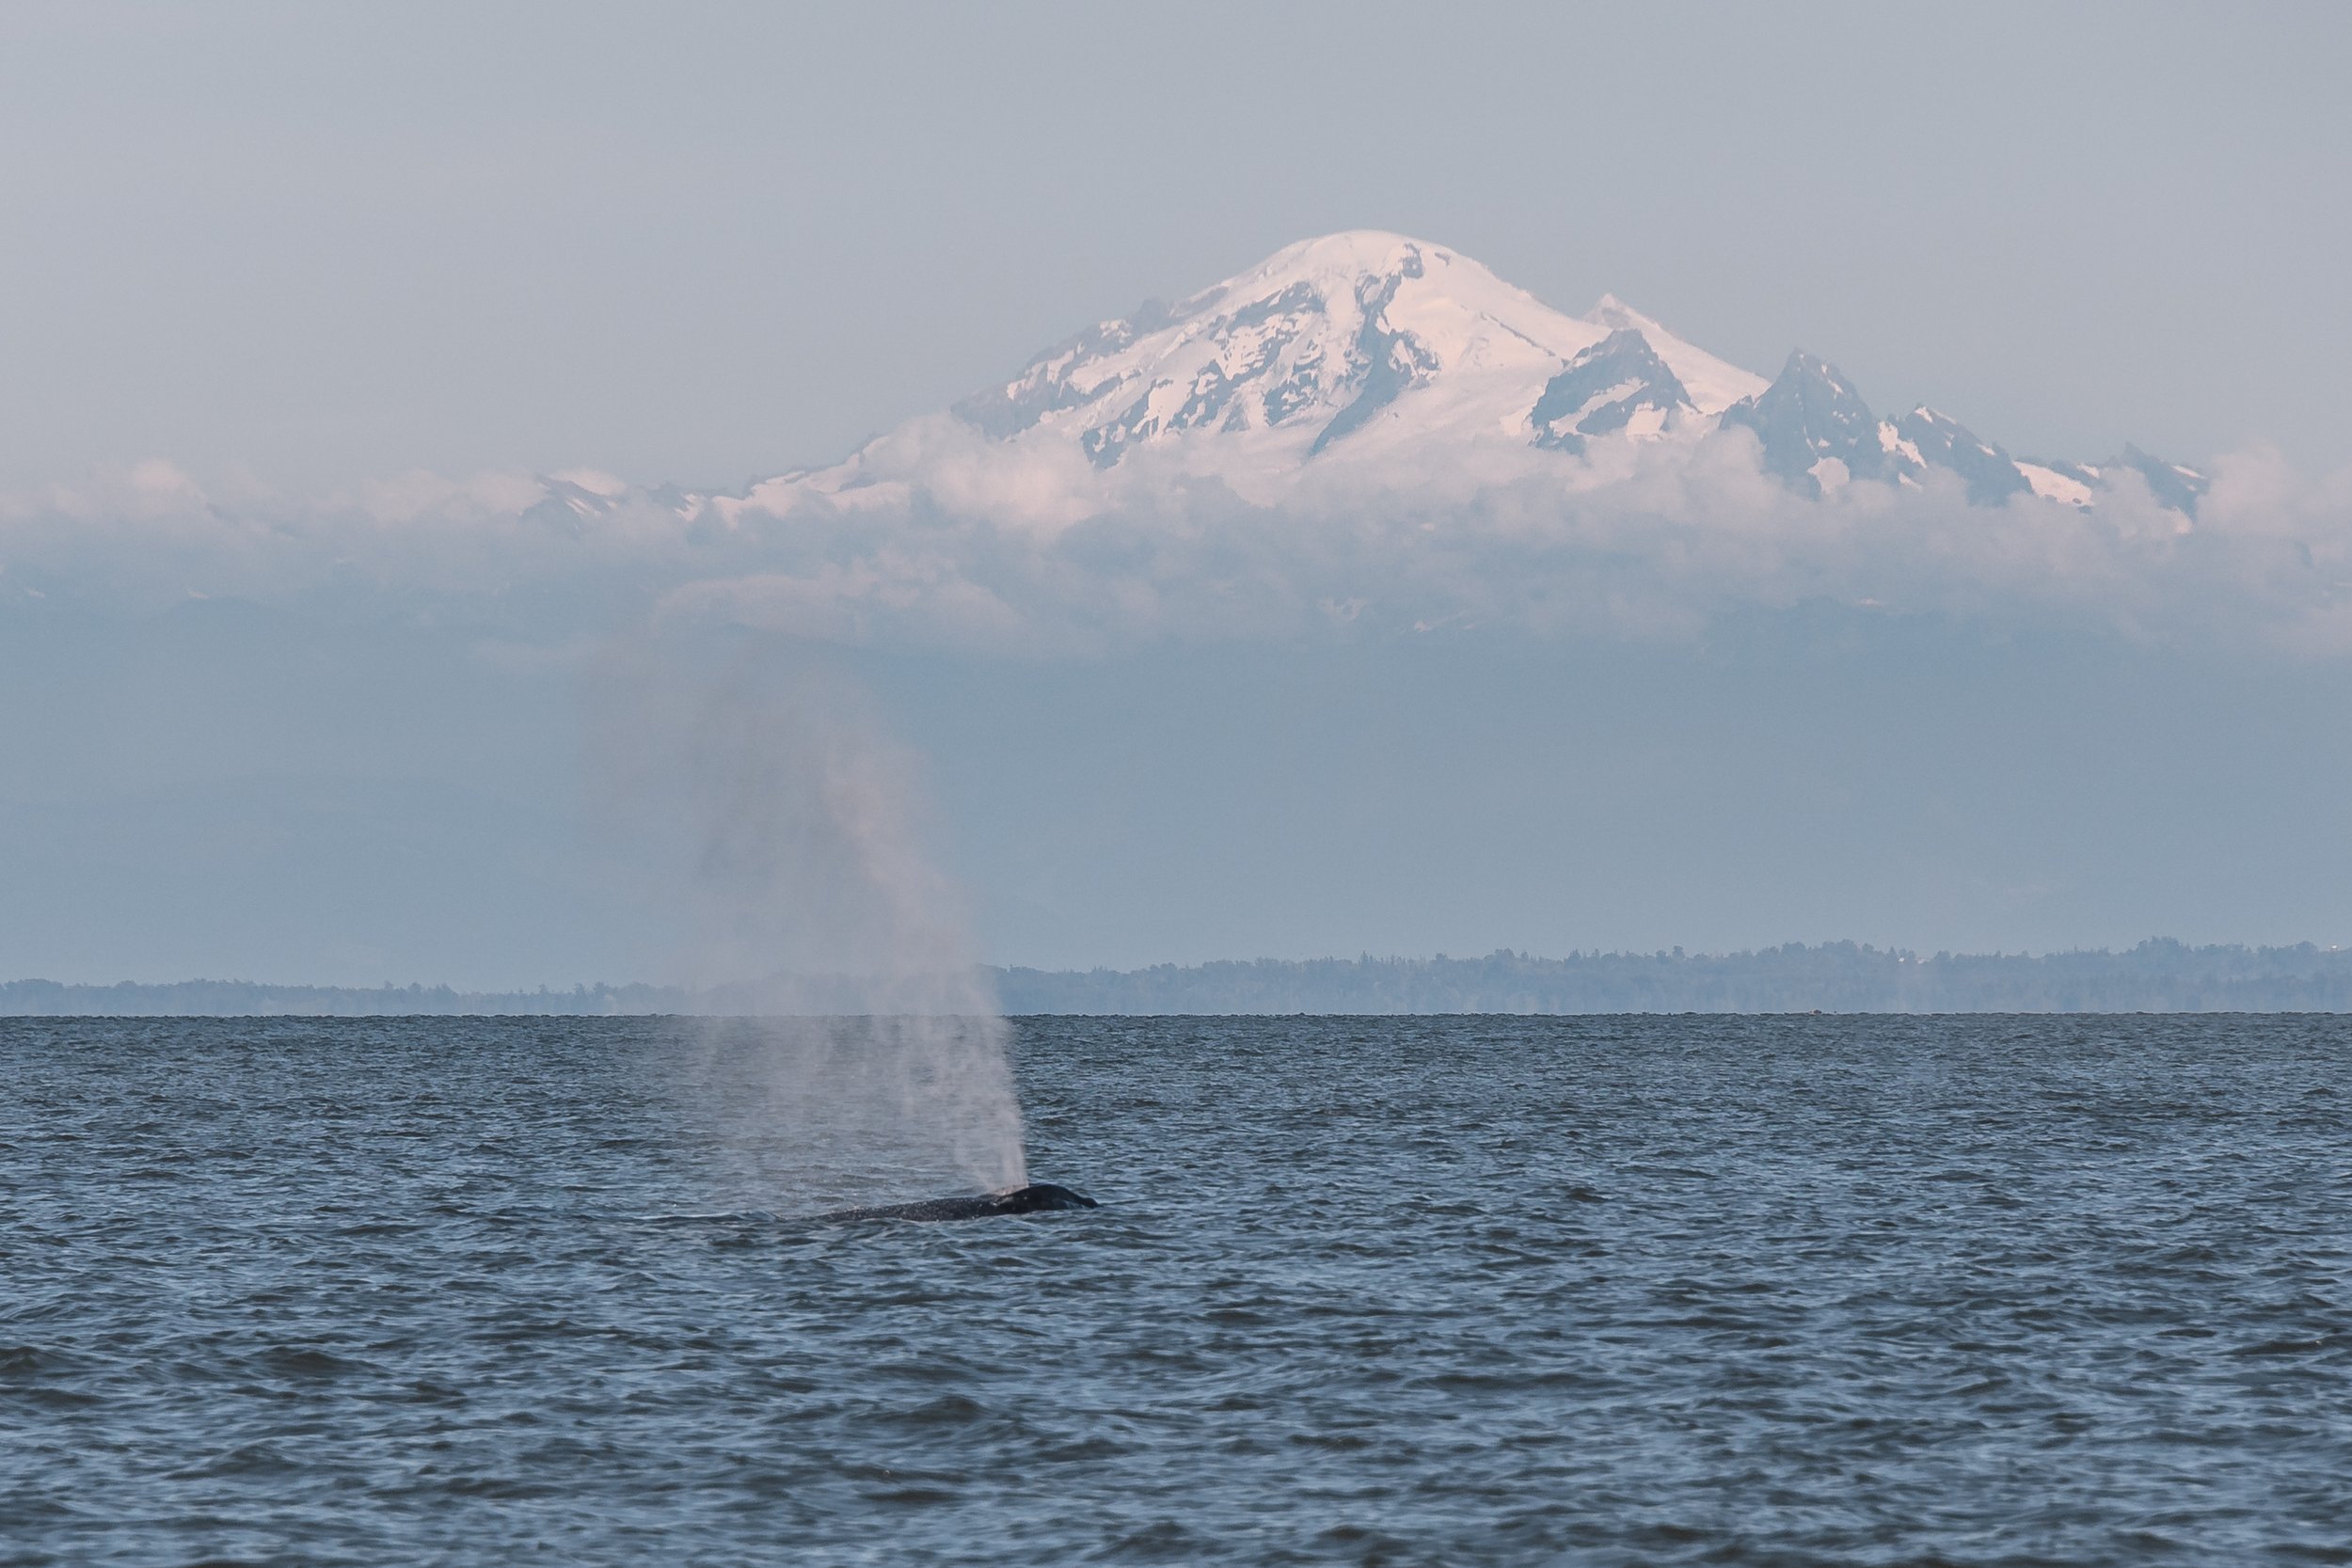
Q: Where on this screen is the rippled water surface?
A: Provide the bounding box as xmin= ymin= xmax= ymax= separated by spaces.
xmin=4 ymin=1014 xmax=2350 ymax=1565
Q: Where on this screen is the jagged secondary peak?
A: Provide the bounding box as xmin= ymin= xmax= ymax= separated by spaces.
xmin=1892 ymin=406 xmax=2030 ymax=505
xmin=1528 ymin=328 xmax=1693 ymax=453
xmin=1720 ymin=351 xmax=1892 ymax=495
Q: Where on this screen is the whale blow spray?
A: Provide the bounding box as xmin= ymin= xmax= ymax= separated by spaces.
xmin=596 ymin=639 xmax=1026 ymax=1206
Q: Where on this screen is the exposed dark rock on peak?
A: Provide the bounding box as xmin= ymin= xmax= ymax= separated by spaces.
xmin=1527 ymin=328 xmax=1694 ymax=453
xmin=2117 ymin=444 xmax=2209 ymax=517
xmin=1719 ymin=351 xmax=1890 ymax=495
xmin=1894 ymin=406 xmax=2030 ymax=505
xmin=1311 ymin=254 xmax=1440 ymax=457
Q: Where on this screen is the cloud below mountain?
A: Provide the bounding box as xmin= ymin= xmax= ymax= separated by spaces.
xmin=7 ymin=434 xmax=2348 ymax=660
xmin=6 ymin=232 xmax=2350 ymax=660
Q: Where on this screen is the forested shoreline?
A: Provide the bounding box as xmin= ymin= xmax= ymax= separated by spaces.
xmin=7 ymin=940 xmax=2350 ymax=1016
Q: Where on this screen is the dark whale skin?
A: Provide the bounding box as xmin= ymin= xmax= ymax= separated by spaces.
xmin=812 ymin=1182 xmax=1098 ymax=1225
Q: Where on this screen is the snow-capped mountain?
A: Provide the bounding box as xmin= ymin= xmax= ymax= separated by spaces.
xmin=947 ymin=232 xmax=1763 ymax=473
xmin=1714 ymin=353 xmax=2204 ymax=515
xmin=669 ymin=230 xmax=2207 ymax=523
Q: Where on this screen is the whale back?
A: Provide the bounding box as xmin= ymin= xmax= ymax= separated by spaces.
xmin=810 ymin=1181 xmax=1098 ymax=1225
xmin=1003 ymin=1182 xmax=1098 ymax=1213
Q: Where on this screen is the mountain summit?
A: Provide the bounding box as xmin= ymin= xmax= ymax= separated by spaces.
xmin=727 ymin=231 xmax=2202 ymax=520
xmin=946 ymin=231 xmax=1762 ymax=475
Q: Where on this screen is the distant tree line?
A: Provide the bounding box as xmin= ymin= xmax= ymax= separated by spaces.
xmin=991 ymin=941 xmax=2352 ymax=1015
xmin=0 ymin=978 xmax=687 ymax=1018
xmin=6 ymin=941 xmax=2350 ymax=1017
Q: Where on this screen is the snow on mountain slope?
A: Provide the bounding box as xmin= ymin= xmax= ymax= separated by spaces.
xmin=684 ymin=230 xmax=2207 ymax=525
xmin=750 ymin=231 xmax=1784 ymax=514
xmin=1581 ymin=294 xmax=1767 ymax=415
xmin=2014 ymin=450 xmax=2208 ymax=517
xmin=1528 ymin=328 xmax=1694 ymax=453
xmin=952 ymin=231 xmax=1617 ymax=469
xmin=2017 ymin=461 xmax=2098 ymax=508
xmin=1892 ymin=407 xmax=2030 ymax=506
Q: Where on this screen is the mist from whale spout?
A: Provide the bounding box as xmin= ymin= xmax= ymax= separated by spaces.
xmin=595 ymin=636 xmax=1027 ymax=1206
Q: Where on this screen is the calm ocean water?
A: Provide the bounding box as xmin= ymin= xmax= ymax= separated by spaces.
xmin=3 ymin=1014 xmax=2348 ymax=1566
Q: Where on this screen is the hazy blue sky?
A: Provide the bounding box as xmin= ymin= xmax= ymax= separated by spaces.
xmin=4 ymin=0 xmax=2347 ymax=492
xmin=4 ymin=3 xmax=2348 ymax=986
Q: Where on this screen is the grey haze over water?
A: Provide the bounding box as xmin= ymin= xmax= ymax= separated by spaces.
xmin=8 ymin=609 xmax=2349 ymax=986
